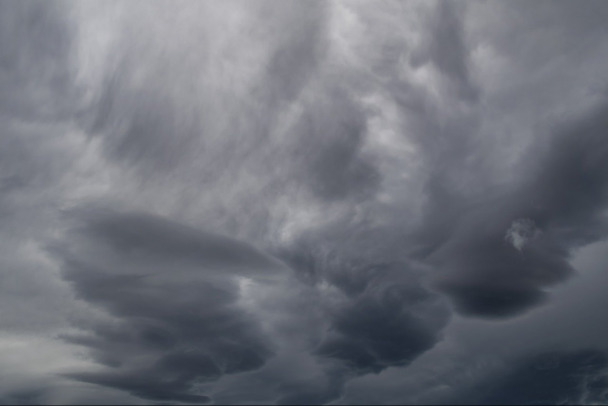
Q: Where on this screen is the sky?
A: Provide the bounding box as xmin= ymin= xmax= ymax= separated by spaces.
xmin=1 ymin=1 xmax=608 ymax=404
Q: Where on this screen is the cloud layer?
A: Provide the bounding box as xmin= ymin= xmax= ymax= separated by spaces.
xmin=2 ymin=1 xmax=608 ymax=404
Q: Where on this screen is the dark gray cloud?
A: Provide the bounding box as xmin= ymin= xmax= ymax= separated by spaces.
xmin=2 ymin=0 xmax=608 ymax=404
xmin=50 ymin=207 xmax=448 ymax=404
xmin=51 ymin=209 xmax=286 ymax=403
xmin=0 ymin=389 xmax=46 ymax=406
xmin=455 ymin=349 xmax=608 ymax=405
xmin=425 ymin=98 xmax=608 ymax=318
xmin=391 ymin=1 xmax=608 ymax=319
xmin=274 ymin=215 xmax=450 ymax=403
xmin=314 ymin=262 xmax=447 ymax=374
xmin=334 ymin=240 xmax=608 ymax=405
xmin=73 ymin=209 xmax=288 ymax=278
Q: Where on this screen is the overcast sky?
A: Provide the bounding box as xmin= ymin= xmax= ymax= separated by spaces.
xmin=2 ymin=1 xmax=608 ymax=404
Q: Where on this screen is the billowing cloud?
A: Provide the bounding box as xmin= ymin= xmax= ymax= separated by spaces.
xmin=49 ymin=209 xmax=289 ymax=402
xmin=2 ymin=0 xmax=608 ymax=404
xmin=424 ymin=98 xmax=608 ymax=318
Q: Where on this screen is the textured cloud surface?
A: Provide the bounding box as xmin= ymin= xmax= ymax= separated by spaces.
xmin=2 ymin=1 xmax=608 ymax=404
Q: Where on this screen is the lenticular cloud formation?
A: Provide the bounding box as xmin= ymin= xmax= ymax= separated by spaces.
xmin=2 ymin=1 xmax=608 ymax=404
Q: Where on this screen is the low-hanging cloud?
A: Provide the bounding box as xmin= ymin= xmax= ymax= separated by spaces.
xmin=50 ymin=208 xmax=290 ymax=403
xmin=2 ymin=0 xmax=608 ymax=404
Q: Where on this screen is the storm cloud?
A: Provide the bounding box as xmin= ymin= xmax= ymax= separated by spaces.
xmin=2 ymin=0 xmax=608 ymax=404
